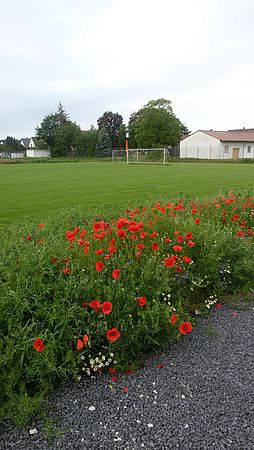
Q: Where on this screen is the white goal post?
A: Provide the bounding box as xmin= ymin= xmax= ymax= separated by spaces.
xmin=112 ymin=148 xmax=167 ymax=165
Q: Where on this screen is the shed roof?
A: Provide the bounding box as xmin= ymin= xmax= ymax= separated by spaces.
xmin=200 ymin=129 xmax=254 ymax=142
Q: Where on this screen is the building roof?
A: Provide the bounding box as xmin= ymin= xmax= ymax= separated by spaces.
xmin=200 ymin=129 xmax=254 ymax=142
xmin=20 ymin=137 xmax=31 ymax=148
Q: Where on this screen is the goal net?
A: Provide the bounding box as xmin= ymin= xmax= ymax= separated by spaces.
xmin=112 ymin=148 xmax=167 ymax=165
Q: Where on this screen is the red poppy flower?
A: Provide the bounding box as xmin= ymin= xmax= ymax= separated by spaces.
xmin=175 ymin=265 xmax=183 ymax=273
xmin=195 ymin=219 xmax=200 ymax=225
xmin=63 ymin=267 xmax=71 ymax=275
xmin=150 ymin=231 xmax=158 ymax=238
xmin=236 ymin=231 xmax=244 ymax=237
xmin=140 ymin=231 xmax=148 ymax=239
xmin=101 ymin=301 xmax=113 ymax=315
xmin=108 ymin=367 xmax=117 ymax=374
xmin=137 ymin=296 xmax=146 ymax=307
xmin=125 ymin=369 xmax=135 ymax=375
xmin=50 ymin=257 xmax=58 ymax=264
xmin=95 ymin=261 xmax=105 ymax=272
xmin=38 ymin=223 xmax=44 ymax=229
xmin=83 ymin=334 xmax=89 ymax=345
xmin=184 ymin=232 xmax=193 ymax=241
xmin=187 ymin=241 xmax=196 ymax=248
xmin=108 ymin=245 xmax=117 ymax=253
xmin=77 ymin=338 xmax=84 ymax=351
xmin=179 ymin=322 xmax=193 ymax=335
xmin=95 ymin=249 xmax=103 ymax=255
xmin=79 ymin=229 xmax=87 ymax=238
xmin=151 ymin=242 xmax=159 ymax=251
xmin=112 ymin=269 xmax=120 ymax=279
xmin=137 ymin=243 xmax=145 ymax=250
xmin=111 ymin=376 xmax=118 ymax=382
xmin=106 ymin=328 xmax=120 ymax=342
xmin=26 ymin=234 xmax=31 ymax=241
xmin=165 ymin=237 xmax=172 ymax=243
xmin=173 ymin=245 xmax=182 ymax=252
xmin=131 ymin=233 xmax=137 ymax=241
xmin=129 ymin=224 xmax=139 ymax=233
xmin=183 ymin=256 xmax=192 ymax=263
xmin=170 ymin=313 xmax=177 ymax=325
xmin=215 ymin=303 xmax=222 ymax=309
xmin=117 ymin=229 xmax=126 ymax=238
xmin=165 ymin=257 xmax=175 ymax=268
xmin=156 ymin=363 xmax=165 ymax=369
xmin=90 ymin=299 xmax=101 ymax=310
xmin=177 ymin=235 xmax=183 ymax=243
xmin=33 ymin=338 xmax=45 ymax=352
xmin=122 ymin=386 xmax=129 ymax=393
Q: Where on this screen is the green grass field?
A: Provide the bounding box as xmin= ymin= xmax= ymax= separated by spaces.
xmin=1 ymin=161 xmax=254 ymax=223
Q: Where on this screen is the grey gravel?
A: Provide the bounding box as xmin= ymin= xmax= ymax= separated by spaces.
xmin=1 ymin=301 xmax=254 ymax=450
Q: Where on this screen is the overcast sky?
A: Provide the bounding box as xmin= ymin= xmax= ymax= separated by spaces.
xmin=1 ymin=0 xmax=254 ymax=138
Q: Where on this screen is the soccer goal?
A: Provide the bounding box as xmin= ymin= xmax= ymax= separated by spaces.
xmin=112 ymin=148 xmax=167 ymax=165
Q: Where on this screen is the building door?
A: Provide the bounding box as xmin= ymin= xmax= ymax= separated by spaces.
xmin=232 ymin=148 xmax=240 ymax=159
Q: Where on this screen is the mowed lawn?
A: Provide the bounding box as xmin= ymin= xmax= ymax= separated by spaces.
xmin=1 ymin=161 xmax=254 ymax=223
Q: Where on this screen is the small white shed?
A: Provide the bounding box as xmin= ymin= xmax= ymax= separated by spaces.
xmin=180 ymin=129 xmax=254 ymax=159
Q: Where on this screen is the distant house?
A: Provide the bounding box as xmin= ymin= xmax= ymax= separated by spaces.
xmin=180 ymin=129 xmax=254 ymax=159
xmin=21 ymin=137 xmax=51 ymax=158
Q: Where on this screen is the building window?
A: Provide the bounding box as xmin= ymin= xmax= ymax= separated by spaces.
xmin=224 ymin=145 xmax=229 ymax=153
xmin=247 ymin=145 xmax=252 ymax=153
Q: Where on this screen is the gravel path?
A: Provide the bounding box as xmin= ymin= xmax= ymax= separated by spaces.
xmin=1 ymin=301 xmax=254 ymax=450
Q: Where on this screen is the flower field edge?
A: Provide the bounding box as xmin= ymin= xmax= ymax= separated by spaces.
xmin=0 ymin=190 xmax=254 ymax=426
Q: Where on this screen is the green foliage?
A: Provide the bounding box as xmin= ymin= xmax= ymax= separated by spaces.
xmin=128 ymin=98 xmax=189 ymax=148
xmin=36 ymin=102 xmax=81 ymax=156
xmin=2 ymin=136 xmax=24 ymax=153
xmin=52 ymin=122 xmax=81 ymax=157
xmin=97 ymin=111 xmax=123 ymax=149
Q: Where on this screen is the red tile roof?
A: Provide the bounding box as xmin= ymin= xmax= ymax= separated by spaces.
xmin=200 ymin=129 xmax=254 ymax=142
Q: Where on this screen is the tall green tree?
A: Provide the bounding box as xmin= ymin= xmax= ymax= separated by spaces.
xmin=128 ymin=98 xmax=189 ymax=148
xmin=36 ymin=103 xmax=82 ymax=156
xmin=96 ymin=126 xmax=112 ymax=157
xmin=5 ymin=136 xmax=24 ymax=152
xmin=51 ymin=122 xmax=81 ymax=157
xmin=97 ymin=111 xmax=123 ymax=149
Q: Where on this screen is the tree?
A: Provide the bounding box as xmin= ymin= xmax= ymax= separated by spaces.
xmin=128 ymin=98 xmax=189 ymax=148
xmin=35 ymin=112 xmax=60 ymax=148
xmin=52 ymin=122 xmax=81 ymax=157
xmin=35 ymin=102 xmax=70 ymax=149
xmin=5 ymin=136 xmax=24 ymax=152
xmin=57 ymin=101 xmax=69 ymax=125
xmin=97 ymin=111 xmax=123 ymax=149
xmin=96 ymin=127 xmax=112 ymax=157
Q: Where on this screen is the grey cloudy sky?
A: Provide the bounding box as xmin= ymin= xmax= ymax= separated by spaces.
xmin=1 ymin=0 xmax=254 ymax=138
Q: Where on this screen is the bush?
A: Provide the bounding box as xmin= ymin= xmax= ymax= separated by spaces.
xmin=0 ymin=192 xmax=254 ymax=425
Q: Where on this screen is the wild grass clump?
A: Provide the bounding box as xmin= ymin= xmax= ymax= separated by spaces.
xmin=0 ymin=191 xmax=253 ymax=425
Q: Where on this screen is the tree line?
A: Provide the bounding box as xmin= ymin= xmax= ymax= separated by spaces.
xmin=35 ymin=99 xmax=189 ymax=157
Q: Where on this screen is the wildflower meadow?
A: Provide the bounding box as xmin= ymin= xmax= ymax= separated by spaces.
xmin=0 ymin=191 xmax=254 ymax=425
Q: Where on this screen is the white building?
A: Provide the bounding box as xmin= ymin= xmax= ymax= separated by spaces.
xmin=180 ymin=129 xmax=254 ymax=160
